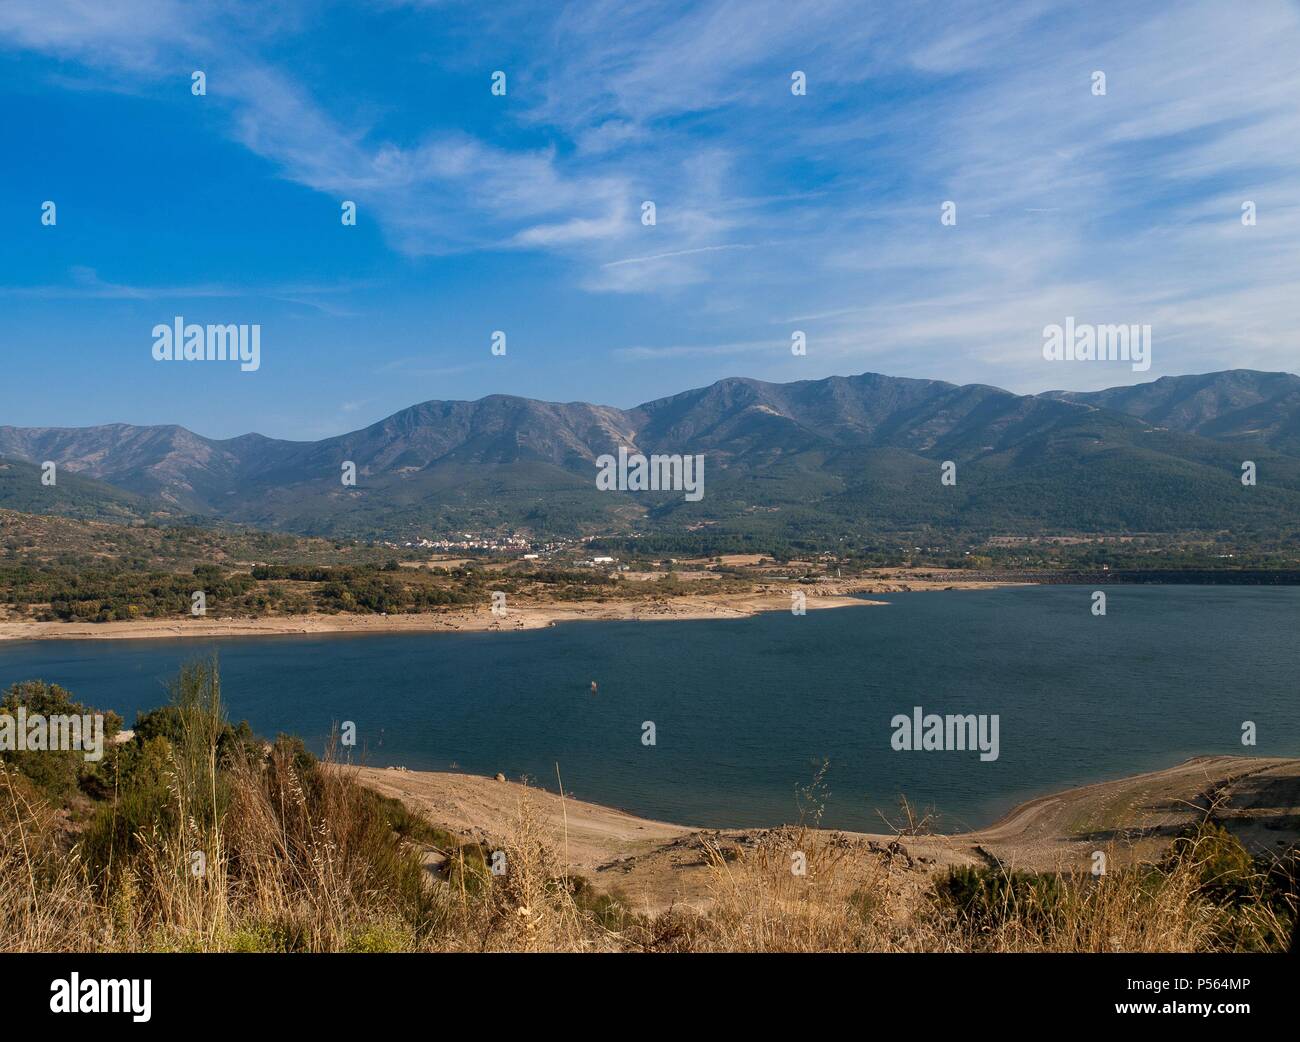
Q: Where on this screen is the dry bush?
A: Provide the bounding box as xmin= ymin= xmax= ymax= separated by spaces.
xmin=186 ymin=740 xmax=434 ymax=952
xmin=0 ymin=763 xmax=102 ymax=952
xmin=678 ymin=829 xmax=930 ymax=952
xmin=9 ymin=661 xmax=437 ymax=953
xmin=432 ymin=785 xmax=621 ymax=952
xmin=650 ymin=831 xmax=1293 ymax=953
xmin=931 ymin=850 xmax=1218 ymax=953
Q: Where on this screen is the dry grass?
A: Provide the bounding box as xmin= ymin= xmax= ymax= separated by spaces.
xmin=3 ymin=771 xmax=1294 ymax=952
xmin=0 ymin=763 xmax=101 ymax=952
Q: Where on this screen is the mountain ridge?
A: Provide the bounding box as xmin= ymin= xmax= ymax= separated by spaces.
xmin=3 ymin=369 xmax=1298 ymax=542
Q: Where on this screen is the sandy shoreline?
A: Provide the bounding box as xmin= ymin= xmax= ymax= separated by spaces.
xmin=353 ymin=755 xmax=1300 ymax=912
xmin=0 ymin=591 xmax=886 ymax=642
xmin=0 ymin=577 xmax=1031 ymax=643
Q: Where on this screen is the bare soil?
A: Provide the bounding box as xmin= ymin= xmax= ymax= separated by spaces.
xmin=352 ymin=755 xmax=1300 ymax=915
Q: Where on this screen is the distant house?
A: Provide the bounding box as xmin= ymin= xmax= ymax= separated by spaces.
xmin=592 ymin=556 xmax=615 ymax=564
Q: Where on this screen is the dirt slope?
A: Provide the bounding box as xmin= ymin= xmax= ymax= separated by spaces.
xmin=353 ymin=755 xmax=1300 ymax=914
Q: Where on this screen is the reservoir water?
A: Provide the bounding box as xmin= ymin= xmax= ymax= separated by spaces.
xmin=1 ymin=586 xmax=1295 ymax=832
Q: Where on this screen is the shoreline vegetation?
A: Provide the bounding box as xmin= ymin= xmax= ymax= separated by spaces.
xmin=0 ymin=589 xmax=889 ymax=641
xmin=2 ymin=660 xmax=1297 ymax=953
xmin=4 ymin=506 xmax=1299 ymax=645
xmin=13 ymin=566 xmax=1300 ymax=643
xmin=0 ymin=514 xmax=1032 ymax=641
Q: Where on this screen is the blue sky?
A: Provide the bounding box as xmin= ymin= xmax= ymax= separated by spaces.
xmin=1 ymin=0 xmax=1297 ymax=440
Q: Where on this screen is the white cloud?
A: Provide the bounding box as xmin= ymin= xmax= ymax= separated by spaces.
xmin=3 ymin=0 xmax=1298 ymax=388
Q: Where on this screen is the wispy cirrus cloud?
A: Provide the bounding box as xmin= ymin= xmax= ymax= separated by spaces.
xmin=2 ymin=0 xmax=1298 ymax=400
xmin=0 ymin=267 xmax=368 ymax=315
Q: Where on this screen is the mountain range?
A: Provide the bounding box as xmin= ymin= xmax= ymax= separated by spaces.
xmin=3 ymin=369 xmax=1299 ymax=545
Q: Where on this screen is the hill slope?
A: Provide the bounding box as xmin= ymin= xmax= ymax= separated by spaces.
xmin=3 ymin=370 xmax=1299 ymax=541
xmin=1042 ymin=370 xmax=1300 ymax=454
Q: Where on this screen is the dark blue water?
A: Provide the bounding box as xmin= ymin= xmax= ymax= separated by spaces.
xmin=1 ymin=586 xmax=1295 ymax=831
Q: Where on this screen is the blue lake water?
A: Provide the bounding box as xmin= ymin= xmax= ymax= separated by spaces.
xmin=1 ymin=586 xmax=1295 ymax=832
